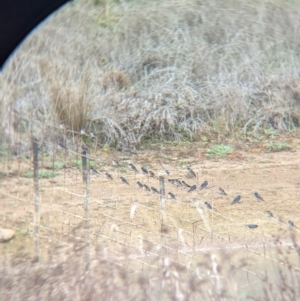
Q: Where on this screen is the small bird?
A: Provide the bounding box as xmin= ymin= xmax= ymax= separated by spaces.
xmin=81 ymin=145 xmax=89 ymax=153
xmin=188 ymin=185 xmax=197 ymax=192
xmin=137 ymin=181 xmax=143 ymax=189
xmin=90 ymin=167 xmax=100 ymax=174
xmin=120 ymin=176 xmax=129 ymax=185
xmin=151 ymin=187 xmax=159 ymax=194
xmin=174 ymin=179 xmax=182 ymax=187
xmin=159 ymin=162 xmax=170 ymax=175
xmin=254 ymin=192 xmax=265 ymax=202
xmin=231 ymin=195 xmax=241 ymax=205
xmin=168 ymin=179 xmax=176 ymax=185
xmin=266 ymin=211 xmax=273 ymax=218
xmin=58 ymin=142 xmax=67 ymax=150
xmin=80 ymin=128 xmax=87 ymax=135
xmin=129 ymin=164 xmax=138 ymax=172
xmin=141 ymin=167 xmax=148 ymax=175
xmin=59 ymin=122 xmax=65 ymax=129
xmin=245 ymin=224 xmax=258 ymax=229
xmin=288 ymin=220 xmax=295 ymax=228
xmin=205 ymin=202 xmax=212 ymax=210
xmin=219 ymin=187 xmax=227 ymax=195
xmin=149 ymin=171 xmax=156 ymax=178
xmin=90 ymin=131 xmax=96 ymax=138
xmin=105 ymin=172 xmax=113 ymax=180
xmin=167 ymin=192 xmax=176 ymax=199
xmin=199 ymin=181 xmax=208 ymax=190
xmin=112 ymin=160 xmax=121 ymax=167
xmin=143 ymin=184 xmax=151 ymax=192
xmin=187 ymin=167 xmax=196 ymax=179
xmin=182 ymin=181 xmax=191 ymax=189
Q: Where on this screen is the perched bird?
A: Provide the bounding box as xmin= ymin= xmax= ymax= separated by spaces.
xmin=167 ymin=192 xmax=176 ymax=200
xmin=151 ymin=187 xmax=159 ymax=194
xmin=112 ymin=160 xmax=121 ymax=167
xmin=120 ymin=176 xmax=129 ymax=185
xmin=129 ymin=164 xmax=138 ymax=172
xmin=182 ymin=181 xmax=191 ymax=189
xmin=141 ymin=167 xmax=149 ymax=175
xmin=288 ymin=220 xmax=295 ymax=228
xmin=187 ymin=167 xmax=196 ymax=179
xmin=137 ymin=181 xmax=143 ymax=189
xmin=59 ymin=122 xmax=65 ymax=129
xmin=90 ymin=131 xmax=96 ymax=138
xmin=245 ymin=224 xmax=258 ymax=229
xmin=219 ymin=187 xmax=227 ymax=195
xmin=231 ymin=195 xmax=241 ymax=205
xmin=188 ymin=185 xmax=197 ymax=193
xmin=205 ymin=202 xmax=212 ymax=210
xmin=199 ymin=181 xmax=208 ymax=190
xmin=90 ymin=167 xmax=100 ymax=174
xmin=81 ymin=145 xmax=89 ymax=153
xmin=266 ymin=211 xmax=273 ymax=218
xmin=58 ymin=142 xmax=67 ymax=150
xmin=149 ymin=171 xmax=156 ymax=178
xmin=80 ymin=128 xmax=87 ymax=135
xmin=105 ymin=172 xmax=113 ymax=180
xmin=143 ymin=184 xmax=151 ymax=192
xmin=254 ymin=192 xmax=265 ymax=202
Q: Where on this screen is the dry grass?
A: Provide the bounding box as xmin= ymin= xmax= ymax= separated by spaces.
xmin=0 ymin=0 xmax=300 ymax=151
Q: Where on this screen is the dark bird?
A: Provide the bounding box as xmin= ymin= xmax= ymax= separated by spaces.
xmin=141 ymin=167 xmax=149 ymax=175
xmin=159 ymin=161 xmax=170 ymax=175
xmin=129 ymin=164 xmax=138 ymax=172
xmin=205 ymin=202 xmax=212 ymax=210
xmin=168 ymin=179 xmax=176 ymax=185
xmin=120 ymin=176 xmax=129 ymax=185
xmin=58 ymin=142 xmax=67 ymax=150
xmin=149 ymin=171 xmax=156 ymax=178
xmin=199 ymin=181 xmax=208 ymax=190
xmin=151 ymin=187 xmax=159 ymax=194
xmin=81 ymin=144 xmax=89 ymax=153
xmin=112 ymin=160 xmax=121 ymax=167
xmin=182 ymin=181 xmax=191 ymax=189
xmin=137 ymin=181 xmax=143 ymax=189
xmin=219 ymin=187 xmax=227 ymax=195
xmin=90 ymin=167 xmax=100 ymax=174
xmin=254 ymin=192 xmax=265 ymax=202
xmin=188 ymin=185 xmax=197 ymax=192
xmin=105 ymin=172 xmax=113 ymax=180
xmin=143 ymin=184 xmax=151 ymax=192
xmin=266 ymin=211 xmax=273 ymax=218
xmin=288 ymin=220 xmax=295 ymax=228
xmin=167 ymin=192 xmax=176 ymax=199
xmin=187 ymin=167 xmax=196 ymax=179
xmin=231 ymin=195 xmax=241 ymax=205
xmin=245 ymin=224 xmax=258 ymax=229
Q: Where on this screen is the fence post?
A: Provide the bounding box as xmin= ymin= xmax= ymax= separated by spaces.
xmin=32 ymin=138 xmax=40 ymax=262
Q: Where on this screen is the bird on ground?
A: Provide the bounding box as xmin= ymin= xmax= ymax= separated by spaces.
xmin=90 ymin=167 xmax=100 ymax=174
xmin=120 ymin=177 xmax=129 ymax=185
xmin=167 ymin=192 xmax=176 ymax=199
xmin=112 ymin=160 xmax=121 ymax=167
xmin=231 ymin=195 xmax=241 ymax=205
xmin=205 ymin=202 xmax=213 ymax=210
xmin=266 ymin=211 xmax=273 ymax=218
xmin=129 ymin=164 xmax=138 ymax=172
xmin=174 ymin=179 xmax=182 ymax=187
xmin=141 ymin=167 xmax=149 ymax=175
xmin=187 ymin=167 xmax=196 ymax=179
xmin=254 ymin=192 xmax=265 ymax=202
xmin=245 ymin=224 xmax=258 ymax=229
xmin=159 ymin=162 xmax=170 ymax=175
xmin=151 ymin=187 xmax=159 ymax=194
xmin=188 ymin=185 xmax=197 ymax=192
xmin=219 ymin=187 xmax=227 ymax=195
xmin=149 ymin=171 xmax=156 ymax=178
xmin=105 ymin=172 xmax=113 ymax=180
xmin=143 ymin=184 xmax=151 ymax=192
xmin=168 ymin=179 xmax=176 ymax=185
xmin=199 ymin=181 xmax=208 ymax=190
xmin=288 ymin=220 xmax=295 ymax=228
xmin=182 ymin=181 xmax=191 ymax=189
xmin=81 ymin=145 xmax=89 ymax=153
xmin=137 ymin=181 xmax=143 ymax=189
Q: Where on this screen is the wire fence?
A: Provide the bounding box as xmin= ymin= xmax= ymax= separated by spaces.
xmin=1 ymin=120 xmax=300 ymax=293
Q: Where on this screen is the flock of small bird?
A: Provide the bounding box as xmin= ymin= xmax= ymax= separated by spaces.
xmin=82 ymin=144 xmax=297 ymax=231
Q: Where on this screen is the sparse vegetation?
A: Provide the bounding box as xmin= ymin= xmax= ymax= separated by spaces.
xmin=206 ymin=144 xmax=234 ymax=157
xmin=265 ymin=141 xmax=292 ymax=152
xmin=22 ymin=170 xmax=59 ymax=178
